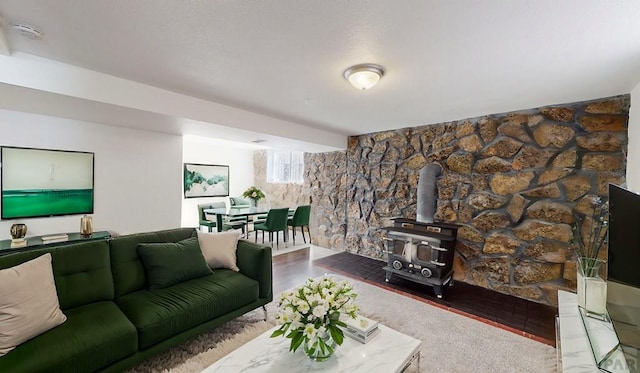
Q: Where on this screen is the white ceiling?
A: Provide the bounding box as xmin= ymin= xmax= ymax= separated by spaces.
xmin=1 ymin=0 xmax=640 ymax=150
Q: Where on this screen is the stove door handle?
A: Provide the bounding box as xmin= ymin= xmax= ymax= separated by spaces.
xmin=430 ymin=260 xmax=446 ymax=267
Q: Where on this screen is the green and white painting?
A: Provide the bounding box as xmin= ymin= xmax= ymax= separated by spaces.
xmin=183 ymin=163 xmax=229 ymax=198
xmin=1 ymin=147 xmax=94 ymax=219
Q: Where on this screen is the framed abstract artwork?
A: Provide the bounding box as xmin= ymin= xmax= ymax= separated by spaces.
xmin=183 ymin=163 xmax=229 ymax=198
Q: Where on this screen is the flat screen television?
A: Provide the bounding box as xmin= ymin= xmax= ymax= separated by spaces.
xmin=608 ymin=183 xmax=640 ymax=287
xmin=607 ymin=183 xmax=640 ymax=352
xmin=1 ymin=146 xmax=94 ymax=219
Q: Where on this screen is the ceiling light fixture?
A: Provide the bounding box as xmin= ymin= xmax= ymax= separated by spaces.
xmin=343 ymin=63 xmax=384 ymax=90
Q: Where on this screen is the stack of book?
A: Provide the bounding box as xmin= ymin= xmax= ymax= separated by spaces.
xmin=10 ymin=238 xmax=27 ymax=248
xmin=340 ymin=314 xmax=380 ymax=344
xmin=41 ymin=234 xmax=69 ymax=244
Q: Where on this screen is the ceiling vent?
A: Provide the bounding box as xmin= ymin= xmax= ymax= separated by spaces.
xmin=12 ymin=23 xmax=42 ymax=40
xmin=251 ymin=139 xmax=267 ymax=144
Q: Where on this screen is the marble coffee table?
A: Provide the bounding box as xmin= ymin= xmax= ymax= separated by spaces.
xmin=201 ymin=323 xmax=421 ymax=373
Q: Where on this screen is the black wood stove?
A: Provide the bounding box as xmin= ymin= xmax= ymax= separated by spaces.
xmin=382 ymin=218 xmax=458 ymax=298
xmin=381 ymin=163 xmax=458 ymax=299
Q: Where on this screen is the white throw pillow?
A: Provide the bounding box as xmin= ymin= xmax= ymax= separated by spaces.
xmin=0 ymin=253 xmax=67 ymax=357
xmin=197 ymin=230 xmax=242 ymax=271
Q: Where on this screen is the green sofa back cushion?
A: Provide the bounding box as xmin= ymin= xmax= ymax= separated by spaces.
xmin=0 ymin=240 xmax=114 ymax=310
xmin=138 ymin=237 xmax=212 ymax=290
xmin=109 ymin=228 xmax=197 ymax=298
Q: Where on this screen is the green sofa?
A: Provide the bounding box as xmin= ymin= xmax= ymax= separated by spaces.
xmin=0 ymin=228 xmax=273 ymax=373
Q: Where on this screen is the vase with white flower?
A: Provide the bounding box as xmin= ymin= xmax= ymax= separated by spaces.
xmin=573 ymin=196 xmax=608 ymax=318
xmin=271 ymin=276 xmax=359 ymax=361
xmin=242 ymin=186 xmax=265 ymax=208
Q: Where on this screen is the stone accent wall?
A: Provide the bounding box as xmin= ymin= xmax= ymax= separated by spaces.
xmin=305 ymin=151 xmax=348 ymax=249
xmin=253 ymin=150 xmax=309 ymax=209
xmin=318 ymin=95 xmax=629 ymax=306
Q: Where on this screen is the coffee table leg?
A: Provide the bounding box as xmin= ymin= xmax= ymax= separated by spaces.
xmin=401 ymin=351 xmax=420 ymax=372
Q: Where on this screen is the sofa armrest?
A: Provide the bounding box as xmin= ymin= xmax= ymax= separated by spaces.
xmin=236 ymin=239 xmax=272 ymax=300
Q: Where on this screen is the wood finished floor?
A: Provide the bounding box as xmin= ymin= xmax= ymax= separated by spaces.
xmin=273 ymin=247 xmax=557 ymax=346
xmin=272 ymin=247 xmax=329 ymax=294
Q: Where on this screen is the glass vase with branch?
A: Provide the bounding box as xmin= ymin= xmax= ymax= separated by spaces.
xmin=573 ymin=196 xmax=608 ymax=277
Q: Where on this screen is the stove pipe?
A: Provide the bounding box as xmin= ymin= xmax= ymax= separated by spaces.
xmin=416 ymin=163 xmax=442 ymax=223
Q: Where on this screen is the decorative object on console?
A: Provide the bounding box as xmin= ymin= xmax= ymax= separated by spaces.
xmin=242 ymin=186 xmax=265 ymax=208
xmin=41 ymin=234 xmax=69 ymax=244
xmin=80 ymin=215 xmax=93 ymax=237
xmin=573 ymin=196 xmax=608 ymax=318
xmin=9 ymin=224 xmax=27 ymax=240
xmin=9 ymin=224 xmax=27 ymax=248
xmin=577 ymin=258 xmax=608 ymax=319
xmin=271 ymin=276 xmax=359 ymax=361
xmin=183 ymin=163 xmax=229 ymax=198
xmin=9 ymin=239 xmax=26 ymax=249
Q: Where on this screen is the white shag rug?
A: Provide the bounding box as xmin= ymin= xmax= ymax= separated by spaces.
xmin=129 ymin=275 xmax=557 ymax=373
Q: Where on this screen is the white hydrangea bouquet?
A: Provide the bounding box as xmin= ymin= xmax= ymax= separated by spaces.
xmin=271 ymin=276 xmax=359 ymax=360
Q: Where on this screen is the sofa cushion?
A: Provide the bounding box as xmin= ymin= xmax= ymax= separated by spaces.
xmin=0 ymin=253 xmax=67 ymax=357
xmin=197 ymin=230 xmax=241 ymax=271
xmin=116 ymin=271 xmax=259 ymax=349
xmin=0 ymin=301 xmax=137 ymax=373
xmin=138 ymin=237 xmax=212 ymax=290
xmin=0 ymin=240 xmax=114 ymax=310
xmin=109 ymin=228 xmax=197 ymax=298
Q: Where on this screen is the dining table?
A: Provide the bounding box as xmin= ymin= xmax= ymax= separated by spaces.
xmin=202 ymin=206 xmax=270 ymax=233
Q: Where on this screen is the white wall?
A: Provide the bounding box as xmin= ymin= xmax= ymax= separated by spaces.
xmin=0 ymin=110 xmax=183 ymax=240
xmin=181 ymin=136 xmax=257 ymax=228
xmin=628 ymin=83 xmax=640 ymax=192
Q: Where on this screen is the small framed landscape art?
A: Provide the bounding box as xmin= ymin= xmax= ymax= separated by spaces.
xmin=183 ymin=163 xmax=230 ymax=198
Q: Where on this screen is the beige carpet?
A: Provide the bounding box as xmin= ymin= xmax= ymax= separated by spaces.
xmin=129 ymin=275 xmax=557 ymax=373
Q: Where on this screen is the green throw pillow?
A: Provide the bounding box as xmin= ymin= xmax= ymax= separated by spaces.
xmin=138 ymin=237 xmax=212 ymax=290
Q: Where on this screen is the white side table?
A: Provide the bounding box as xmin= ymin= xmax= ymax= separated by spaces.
xmin=557 ymin=290 xmax=630 ymax=372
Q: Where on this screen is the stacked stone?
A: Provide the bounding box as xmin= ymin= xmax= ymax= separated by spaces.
xmin=342 ymin=95 xmax=628 ymax=305
xmin=253 ymin=150 xmax=309 ymax=212
xmin=303 ymin=151 xmax=348 ymax=249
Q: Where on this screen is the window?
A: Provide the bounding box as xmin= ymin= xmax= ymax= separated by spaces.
xmin=267 ymin=151 xmax=304 ymax=184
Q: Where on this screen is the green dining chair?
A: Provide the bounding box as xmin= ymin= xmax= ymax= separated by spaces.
xmin=221 ymin=219 xmax=247 ymax=237
xmin=197 ymin=202 xmax=225 ymax=232
xmin=227 ymin=196 xmax=251 ymax=230
xmin=254 ymin=208 xmax=290 ymax=247
xmin=229 ymin=197 xmax=251 ymax=207
xmin=288 ymin=205 xmax=311 ymax=245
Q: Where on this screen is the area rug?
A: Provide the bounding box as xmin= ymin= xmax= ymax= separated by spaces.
xmin=129 ymin=275 xmax=557 ymax=373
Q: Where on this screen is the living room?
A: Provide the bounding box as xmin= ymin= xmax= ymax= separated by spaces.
xmin=1 ymin=1 xmax=640 ymax=372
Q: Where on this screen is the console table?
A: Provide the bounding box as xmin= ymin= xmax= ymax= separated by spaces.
xmin=557 ymin=290 xmax=630 ymax=372
xmin=0 ymin=231 xmax=111 ymax=256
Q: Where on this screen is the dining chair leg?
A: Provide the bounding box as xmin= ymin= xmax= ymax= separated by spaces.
xmin=255 ymin=230 xmax=258 ymax=243
xmin=262 ymin=231 xmax=265 ymax=244
xmin=292 ymin=227 xmax=296 ymax=245
xmin=276 ymin=231 xmax=279 ymax=248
